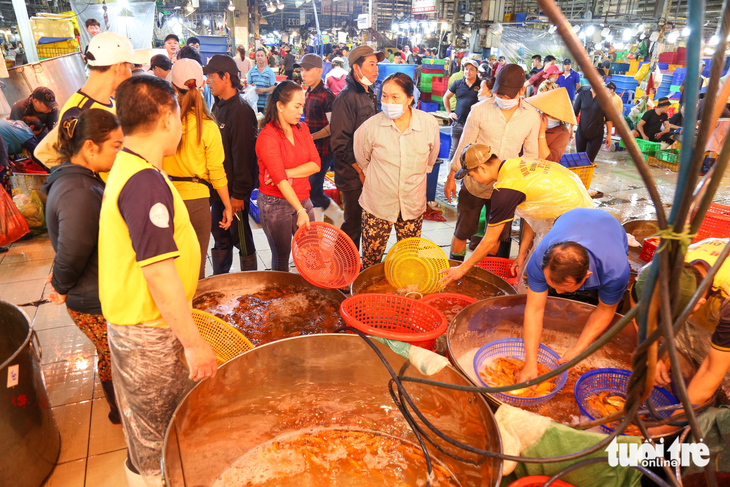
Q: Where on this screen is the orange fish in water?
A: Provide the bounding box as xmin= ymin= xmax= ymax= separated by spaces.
xmin=478 ymin=357 xmax=558 ymax=398
xmin=586 ymin=393 xmax=643 ymax=436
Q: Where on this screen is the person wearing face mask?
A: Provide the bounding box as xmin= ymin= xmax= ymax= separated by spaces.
xmin=478 ymin=77 xmax=494 ymax=102
xmin=330 ymin=46 xmax=385 ymax=249
xmin=256 ymin=81 xmax=319 ymax=271
xmin=443 ymin=59 xmax=481 ymax=160
xmin=526 ymin=87 xmax=577 ymax=162
xmin=353 ymin=73 xmax=440 ymax=268
xmin=444 ymin=64 xmax=543 ymax=263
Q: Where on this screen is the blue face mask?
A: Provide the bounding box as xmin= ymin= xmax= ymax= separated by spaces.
xmin=381 ymin=102 xmax=406 ymax=120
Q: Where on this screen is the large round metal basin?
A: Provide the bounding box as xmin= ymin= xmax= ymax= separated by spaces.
xmin=193 ymin=271 xmax=346 ymax=347
xmin=162 ymin=334 xmax=503 ymax=486
xmin=351 ymin=260 xmax=516 ymax=298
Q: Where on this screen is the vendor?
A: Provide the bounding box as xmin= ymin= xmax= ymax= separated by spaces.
xmin=98 ymin=76 xmax=217 ymax=485
xmin=634 ymin=238 xmax=730 ymax=435
xmin=440 ymin=144 xmax=594 ymax=286
xmin=631 ymin=97 xmax=674 ymax=144
xmin=517 ymin=208 xmax=630 ymax=381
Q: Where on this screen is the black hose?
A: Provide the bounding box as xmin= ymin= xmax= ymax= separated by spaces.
xmin=542 ymin=456 xmax=674 ymax=487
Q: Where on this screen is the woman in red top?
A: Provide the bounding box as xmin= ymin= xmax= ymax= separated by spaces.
xmin=256 ymin=80 xmax=320 ymax=271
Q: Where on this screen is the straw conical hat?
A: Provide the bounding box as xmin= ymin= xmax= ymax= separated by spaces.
xmin=526 ymin=87 xmax=578 ymax=126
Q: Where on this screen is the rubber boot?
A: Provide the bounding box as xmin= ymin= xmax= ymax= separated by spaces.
xmin=240 ymin=253 xmax=258 ymax=271
xmin=313 ymin=207 xmax=325 ymax=222
xmin=450 ymin=252 xmax=465 ymax=262
xmin=100 ymin=380 xmax=121 ymax=425
xmin=211 ymin=249 xmax=231 ymax=275
xmin=323 ymin=201 xmax=345 ymax=228
xmin=124 ymin=457 xmax=163 ymax=487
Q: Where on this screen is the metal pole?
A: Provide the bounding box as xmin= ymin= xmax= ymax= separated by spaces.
xmin=311 ymin=0 xmax=322 ymax=56
xmin=11 ymin=0 xmax=37 ymax=63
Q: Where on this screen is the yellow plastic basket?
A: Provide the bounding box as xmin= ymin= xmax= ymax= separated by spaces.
xmin=566 ymin=163 xmax=597 ymax=189
xmin=191 ymin=309 xmax=254 ymax=365
xmin=385 ymin=237 xmax=449 ymax=294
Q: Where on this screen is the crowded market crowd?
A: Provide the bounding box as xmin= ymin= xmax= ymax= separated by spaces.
xmin=3 ymin=19 xmax=730 ymax=486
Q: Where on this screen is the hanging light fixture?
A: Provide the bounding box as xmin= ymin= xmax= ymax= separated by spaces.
xmin=682 ymin=27 xmax=690 ymax=37
xmin=584 ymin=25 xmax=595 ymax=36
xmin=708 ymin=35 xmax=719 ymax=46
xmin=277 ymin=0 xmax=285 ymax=9
xmin=186 ymin=3 xmax=194 ymax=12
xmin=622 ymin=28 xmax=632 ymax=40
xmin=266 ymin=2 xmax=277 ymax=12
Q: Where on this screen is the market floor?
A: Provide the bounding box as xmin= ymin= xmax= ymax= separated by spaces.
xmin=2 ymin=143 xmax=729 ymax=487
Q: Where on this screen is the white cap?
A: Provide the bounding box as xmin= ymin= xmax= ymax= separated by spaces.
xmin=86 ymin=32 xmax=135 ymax=66
xmin=170 ymin=58 xmax=204 ymax=90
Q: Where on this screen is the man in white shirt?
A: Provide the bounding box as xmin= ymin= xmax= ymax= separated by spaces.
xmin=444 ymin=64 xmax=542 ymax=261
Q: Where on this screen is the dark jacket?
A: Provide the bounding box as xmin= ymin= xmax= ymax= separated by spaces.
xmin=330 ymin=74 xmax=377 ymax=191
xmin=41 ymin=162 xmax=104 ymax=315
xmin=212 ymin=93 xmax=258 ymax=201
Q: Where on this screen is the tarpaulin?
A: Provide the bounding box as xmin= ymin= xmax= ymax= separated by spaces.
xmin=498 ymin=27 xmax=574 ymax=71
xmin=71 ymin=1 xmax=156 ymax=50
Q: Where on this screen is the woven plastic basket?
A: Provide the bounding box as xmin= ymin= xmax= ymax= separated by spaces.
xmin=476 ymin=257 xmax=518 ymax=286
xmin=191 ymin=310 xmax=254 ymax=365
xmin=695 ymin=203 xmax=730 ymax=241
xmin=574 ymin=368 xmax=679 ymax=434
xmin=339 ymin=294 xmax=448 ymax=350
xmin=291 ymin=222 xmax=361 ymax=289
xmin=385 ymin=237 xmax=449 ymax=294
xmin=638 ymin=237 xmax=659 ymax=262
xmin=473 ymin=338 xmax=568 ymax=407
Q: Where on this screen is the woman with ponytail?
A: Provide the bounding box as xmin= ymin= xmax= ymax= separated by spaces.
xmin=162 ymin=58 xmax=233 ymax=278
xmin=41 ymin=108 xmax=124 ymax=424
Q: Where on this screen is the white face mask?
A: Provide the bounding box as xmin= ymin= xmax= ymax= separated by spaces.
xmin=355 ymin=65 xmax=373 ymax=87
xmin=547 ymin=118 xmax=561 ymax=129
xmin=477 ymin=95 xmax=488 ymax=103
xmin=495 ymin=96 xmax=519 ymax=110
xmin=381 ymin=102 xmax=405 ymax=120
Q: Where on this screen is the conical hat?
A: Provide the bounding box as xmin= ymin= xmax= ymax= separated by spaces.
xmin=526 ymin=87 xmax=578 ymax=126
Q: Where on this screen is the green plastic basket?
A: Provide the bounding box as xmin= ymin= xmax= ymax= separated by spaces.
xmin=655 ymin=149 xmax=680 ymax=164
xmin=422 ymin=59 xmax=446 ymax=65
xmin=431 ymin=95 xmax=443 ymax=103
xmin=619 ymin=138 xmax=661 ymax=155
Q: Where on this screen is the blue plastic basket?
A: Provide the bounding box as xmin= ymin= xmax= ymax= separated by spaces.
xmin=559 ymin=152 xmax=592 ymax=168
xmin=438 ymin=131 xmax=451 ymax=159
xmin=575 ymin=368 xmax=679 ymax=434
xmin=421 ymin=101 xmax=439 ymax=112
xmin=249 ymin=189 xmax=260 ymax=223
xmin=473 ymin=338 xmax=568 ymax=407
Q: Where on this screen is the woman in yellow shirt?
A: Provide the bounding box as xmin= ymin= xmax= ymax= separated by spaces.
xmin=162 ymin=59 xmax=233 ymax=278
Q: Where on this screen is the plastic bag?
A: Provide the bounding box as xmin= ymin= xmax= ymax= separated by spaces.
xmin=242 ymin=86 xmax=258 ymax=111
xmin=495 ymin=404 xmax=552 ymax=475
xmin=634 ymin=62 xmax=650 ymax=82
xmin=0 ymin=190 xmax=30 ymax=246
xmin=13 ymin=190 xmax=45 ymax=228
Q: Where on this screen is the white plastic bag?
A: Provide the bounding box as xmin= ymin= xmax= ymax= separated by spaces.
xmin=242 ymin=85 xmax=259 ymax=111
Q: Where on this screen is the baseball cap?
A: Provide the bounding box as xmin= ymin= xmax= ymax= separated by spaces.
xmin=202 ymin=54 xmax=240 ymax=77
xmin=31 ymin=87 xmax=57 ymax=108
xmin=348 ymin=46 xmax=385 ymax=66
xmin=563 ymin=58 xmax=573 ymax=65
xmin=294 ymin=53 xmax=323 ymax=70
xmin=85 ymin=31 xmax=135 ymax=67
xmin=606 ymin=81 xmax=617 ymax=91
xmin=454 ymin=144 xmax=494 ymax=180
xmin=148 ymin=54 xmax=172 ymax=71
xmin=494 ymin=64 xmax=526 ymax=98
xmin=164 ymin=34 xmax=179 ymax=44
xmin=170 ymin=58 xmax=204 ymax=90
xmin=462 ymin=59 xmax=479 ymax=70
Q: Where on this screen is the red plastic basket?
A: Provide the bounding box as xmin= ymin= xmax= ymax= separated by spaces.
xmin=339 ymin=294 xmax=448 ymax=350
xmin=292 ymin=222 xmax=361 ymax=289
xmin=639 ymin=237 xmax=659 ymax=262
xmin=507 ymin=476 xmax=575 ymax=487
xmin=475 ymin=257 xmax=518 ymax=286
xmin=695 ymin=203 xmax=730 ymax=241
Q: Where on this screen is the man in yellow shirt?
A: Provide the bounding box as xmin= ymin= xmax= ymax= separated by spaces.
xmin=99 ymin=76 xmax=216 ymax=486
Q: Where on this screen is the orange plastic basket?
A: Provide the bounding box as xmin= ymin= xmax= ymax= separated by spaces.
xmin=507 ymin=476 xmax=575 ymax=487
xmin=339 ymin=294 xmax=448 ymax=350
xmin=292 ymin=222 xmax=361 ymax=289
xmin=476 ymin=257 xmax=518 ymax=286
xmin=695 ymin=203 xmax=730 ymax=241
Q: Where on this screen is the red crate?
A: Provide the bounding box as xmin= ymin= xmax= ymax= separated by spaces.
xmin=432 ymin=76 xmax=449 ymax=95
xmin=695 ymin=203 xmax=730 ymax=241
xmin=639 ymin=237 xmax=659 ymax=262
xmin=422 ymin=66 xmax=445 ymax=74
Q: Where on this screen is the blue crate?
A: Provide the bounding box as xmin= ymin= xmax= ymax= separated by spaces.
xmin=575 ymin=368 xmax=679 ymax=434
xmin=438 ymin=131 xmax=451 ymax=159
xmin=623 ymin=105 xmax=632 ymax=116
xmin=426 ymin=162 xmax=442 ymax=201
xmin=473 ymin=338 xmax=568 ymax=407
xmin=559 ymin=152 xmax=593 ymax=168
xmin=249 ymin=189 xmax=260 ymax=223
xmin=658 ymin=62 xmax=669 ymax=70
xmin=421 ymin=101 xmax=439 ymax=112
xmin=377 ymin=63 xmax=416 ymax=82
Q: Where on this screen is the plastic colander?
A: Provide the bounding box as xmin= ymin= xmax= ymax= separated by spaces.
xmin=473 ymin=338 xmax=568 ymax=407
xmin=339 ymin=293 xmax=448 ymax=350
xmin=384 ymin=237 xmax=449 ymax=294
xmin=292 ymin=222 xmax=361 ymax=289
xmin=192 ymin=310 xmax=255 ymax=365
xmin=476 ymin=257 xmax=518 ymax=286
xmin=574 ymin=368 xmax=679 ymax=434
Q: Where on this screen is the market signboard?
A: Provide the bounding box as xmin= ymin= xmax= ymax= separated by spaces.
xmin=412 ymin=0 xmax=437 ymax=13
